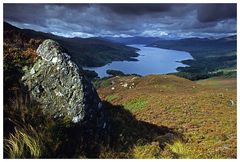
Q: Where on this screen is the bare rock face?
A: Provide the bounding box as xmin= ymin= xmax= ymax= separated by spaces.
xmin=22 ymin=39 xmax=102 ymax=123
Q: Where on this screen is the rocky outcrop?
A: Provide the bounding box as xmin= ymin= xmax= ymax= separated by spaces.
xmin=22 ymin=39 xmax=102 ymax=123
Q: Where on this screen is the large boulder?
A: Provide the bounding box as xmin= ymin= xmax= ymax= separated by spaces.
xmin=22 ymin=39 xmax=102 ymax=123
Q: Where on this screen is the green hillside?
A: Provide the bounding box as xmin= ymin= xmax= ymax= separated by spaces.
xmin=96 ymin=74 xmax=236 ymax=158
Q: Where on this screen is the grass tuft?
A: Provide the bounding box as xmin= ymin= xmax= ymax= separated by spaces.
xmin=4 ymin=126 xmax=42 ymax=158
xmin=169 ymin=140 xmax=186 ymax=154
xmin=132 ymin=143 xmax=161 ymax=159
xmin=164 ymin=140 xmax=191 ymax=159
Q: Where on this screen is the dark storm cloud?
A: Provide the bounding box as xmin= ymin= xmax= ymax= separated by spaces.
xmin=3 ymin=3 xmax=237 ymax=38
xmin=101 ymin=4 xmax=173 ymax=15
xmin=4 ymin=4 xmax=47 ymax=25
xmin=197 ymin=4 xmax=237 ymax=22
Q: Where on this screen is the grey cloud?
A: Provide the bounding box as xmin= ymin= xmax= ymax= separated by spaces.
xmin=197 ymin=4 xmax=236 ymax=22
xmin=101 ymin=3 xmax=173 ymax=15
xmin=3 ymin=3 xmax=237 ymax=39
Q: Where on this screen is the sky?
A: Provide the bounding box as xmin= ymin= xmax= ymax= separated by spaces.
xmin=3 ymin=3 xmax=237 ymax=39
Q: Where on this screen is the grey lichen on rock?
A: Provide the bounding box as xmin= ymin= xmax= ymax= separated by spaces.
xmin=22 ymin=39 xmax=102 ymax=123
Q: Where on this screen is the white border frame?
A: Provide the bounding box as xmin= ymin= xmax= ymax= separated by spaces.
xmin=0 ymin=1 xmax=239 ymax=161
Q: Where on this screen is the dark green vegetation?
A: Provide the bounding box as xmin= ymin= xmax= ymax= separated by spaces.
xmin=4 ymin=22 xmax=139 ymax=67
xmin=105 ymin=69 xmax=141 ymax=78
xmin=82 ymin=69 xmax=99 ymax=80
xmin=148 ymin=36 xmax=236 ymax=80
xmin=106 ymin=69 xmax=125 ymax=76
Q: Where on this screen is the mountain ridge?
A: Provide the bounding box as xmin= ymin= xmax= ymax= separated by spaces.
xmin=4 ymin=21 xmax=139 ymax=67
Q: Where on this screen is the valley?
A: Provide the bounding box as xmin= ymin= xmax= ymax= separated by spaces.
xmin=84 ymin=44 xmax=193 ymax=77
xmin=3 ymin=4 xmax=237 ymax=159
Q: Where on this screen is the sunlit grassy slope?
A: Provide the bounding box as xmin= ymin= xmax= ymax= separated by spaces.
xmin=97 ymin=74 xmax=236 ymax=158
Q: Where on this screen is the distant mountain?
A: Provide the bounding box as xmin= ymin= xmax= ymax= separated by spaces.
xmin=217 ymin=35 xmax=237 ymax=42
xmin=102 ymin=36 xmax=161 ymax=45
xmin=148 ymin=35 xmax=237 ymax=80
xmin=148 ymin=36 xmax=236 ymax=59
xmin=4 ymin=22 xmax=139 ymax=67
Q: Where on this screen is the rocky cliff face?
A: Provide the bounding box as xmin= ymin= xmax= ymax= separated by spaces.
xmin=22 ymin=39 xmax=102 ymax=123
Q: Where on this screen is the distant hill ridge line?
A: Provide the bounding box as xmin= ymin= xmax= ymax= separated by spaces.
xmin=4 ymin=21 xmax=139 ymax=67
